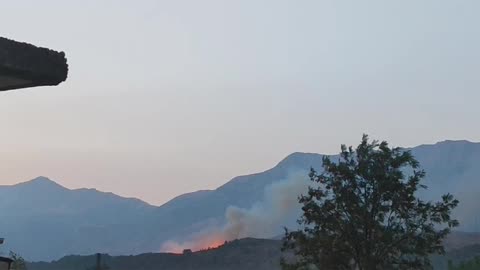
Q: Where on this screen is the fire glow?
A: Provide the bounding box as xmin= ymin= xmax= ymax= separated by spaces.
xmin=160 ymin=172 xmax=310 ymax=254
xmin=161 ymin=232 xmax=227 ymax=254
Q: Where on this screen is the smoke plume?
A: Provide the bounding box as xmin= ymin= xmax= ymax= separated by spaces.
xmin=161 ymin=170 xmax=310 ymax=253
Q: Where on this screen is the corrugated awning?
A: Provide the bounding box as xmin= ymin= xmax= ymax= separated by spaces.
xmin=0 ymin=37 xmax=68 ymax=91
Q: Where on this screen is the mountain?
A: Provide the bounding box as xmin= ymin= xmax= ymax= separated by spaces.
xmin=146 ymin=140 xmax=480 ymax=248
xmin=27 ymin=238 xmax=283 ymax=270
xmin=26 ymin=238 xmax=480 ymax=270
xmin=0 ymin=177 xmax=157 ymax=260
xmin=1 ymin=140 xmax=480 ymax=261
xmin=148 ymin=152 xmax=326 ymax=242
xmin=411 ymin=140 xmax=480 ymax=231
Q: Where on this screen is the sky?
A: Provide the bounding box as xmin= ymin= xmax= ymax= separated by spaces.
xmin=1 ymin=0 xmax=479 ymax=206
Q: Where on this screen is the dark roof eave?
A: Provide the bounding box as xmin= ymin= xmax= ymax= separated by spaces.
xmin=0 ymin=256 xmax=13 ymax=263
xmin=0 ymin=37 xmax=68 ymax=91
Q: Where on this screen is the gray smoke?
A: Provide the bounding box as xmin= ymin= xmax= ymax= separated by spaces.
xmin=161 ymin=170 xmax=310 ymax=252
xmin=223 ymin=170 xmax=310 ymax=239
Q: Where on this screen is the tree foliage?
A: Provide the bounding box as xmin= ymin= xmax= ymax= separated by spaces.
xmin=448 ymin=256 xmax=480 ymax=270
xmin=282 ymin=135 xmax=459 ymax=270
xmin=9 ymin=251 xmax=27 ymax=270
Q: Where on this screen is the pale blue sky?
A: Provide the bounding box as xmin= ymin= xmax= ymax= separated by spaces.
xmin=1 ymin=0 xmax=479 ymax=205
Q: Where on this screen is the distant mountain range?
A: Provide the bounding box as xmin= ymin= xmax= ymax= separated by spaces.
xmin=26 ymin=238 xmax=480 ymax=270
xmin=1 ymin=140 xmax=479 ymax=261
xmin=27 ymin=238 xmax=283 ymax=270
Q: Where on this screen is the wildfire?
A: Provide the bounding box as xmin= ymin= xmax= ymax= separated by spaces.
xmin=198 ymin=238 xmax=226 ymax=250
xmin=161 ymin=233 xmax=227 ymax=254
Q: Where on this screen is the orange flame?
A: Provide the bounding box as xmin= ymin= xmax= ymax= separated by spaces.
xmin=193 ymin=233 xmax=226 ymax=251
xmin=161 ymin=232 xmax=227 ymax=254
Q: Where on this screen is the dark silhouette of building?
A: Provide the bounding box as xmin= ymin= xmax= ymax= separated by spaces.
xmin=0 ymin=36 xmax=68 ymax=268
xmin=0 ymin=37 xmax=68 ymax=91
xmin=0 ymin=257 xmax=13 ymax=270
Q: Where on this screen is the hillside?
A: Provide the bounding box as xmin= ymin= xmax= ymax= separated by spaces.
xmin=1 ymin=140 xmax=480 ymax=260
xmin=28 ymin=238 xmax=282 ymax=270
xmin=27 ymin=238 xmax=480 ymax=270
xmin=0 ymin=177 xmax=158 ymax=260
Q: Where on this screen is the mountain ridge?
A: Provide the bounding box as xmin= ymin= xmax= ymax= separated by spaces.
xmin=6 ymin=139 xmax=479 ymax=202
xmin=1 ymin=139 xmax=479 ymax=260
xmin=25 ymin=237 xmax=480 ymax=270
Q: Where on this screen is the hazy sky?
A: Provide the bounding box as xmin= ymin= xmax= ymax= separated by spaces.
xmin=1 ymin=0 xmax=479 ymax=205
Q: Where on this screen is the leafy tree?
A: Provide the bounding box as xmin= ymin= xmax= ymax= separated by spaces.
xmin=448 ymin=256 xmax=480 ymax=270
xmin=9 ymin=251 xmax=27 ymax=270
xmin=282 ymin=135 xmax=459 ymax=270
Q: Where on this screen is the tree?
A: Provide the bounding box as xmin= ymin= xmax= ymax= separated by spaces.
xmin=282 ymin=135 xmax=459 ymax=270
xmin=448 ymin=256 xmax=480 ymax=270
xmin=9 ymin=251 xmax=27 ymax=270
